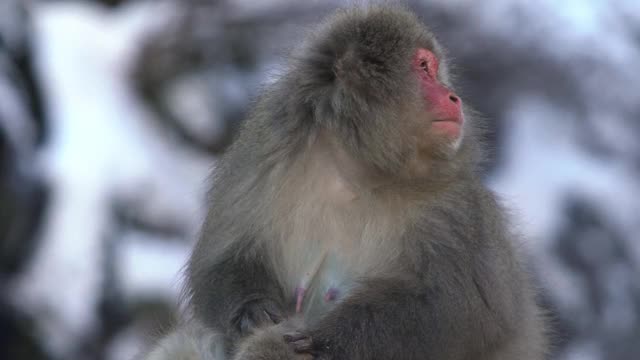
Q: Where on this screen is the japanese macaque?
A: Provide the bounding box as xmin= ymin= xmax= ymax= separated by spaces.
xmin=143 ymin=5 xmax=547 ymax=360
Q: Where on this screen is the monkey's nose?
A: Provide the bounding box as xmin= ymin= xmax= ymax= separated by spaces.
xmin=449 ymin=93 xmax=460 ymax=104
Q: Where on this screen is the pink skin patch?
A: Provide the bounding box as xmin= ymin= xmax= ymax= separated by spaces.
xmin=295 ymin=287 xmax=306 ymax=313
xmin=324 ymin=288 xmax=339 ymax=302
xmin=412 ymin=48 xmax=463 ymax=140
xmin=294 ymin=287 xmax=339 ymax=313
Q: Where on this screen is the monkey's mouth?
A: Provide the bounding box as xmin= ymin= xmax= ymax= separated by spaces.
xmin=431 ymin=118 xmax=463 ymax=139
xmin=433 ymin=117 xmax=462 ymax=124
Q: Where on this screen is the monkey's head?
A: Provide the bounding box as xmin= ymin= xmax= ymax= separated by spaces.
xmin=291 ymin=7 xmax=478 ymax=184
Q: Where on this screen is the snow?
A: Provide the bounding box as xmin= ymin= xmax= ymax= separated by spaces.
xmin=8 ymin=1 xmax=210 ymax=357
xmin=116 ymin=231 xmax=190 ymax=301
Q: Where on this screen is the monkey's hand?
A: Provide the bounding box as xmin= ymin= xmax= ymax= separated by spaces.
xmin=233 ymin=298 xmax=285 ymax=336
xmin=233 ymin=320 xmax=312 ymax=360
xmin=285 ymin=277 xmax=505 ymax=360
xmin=283 ymin=331 xmax=317 ymax=355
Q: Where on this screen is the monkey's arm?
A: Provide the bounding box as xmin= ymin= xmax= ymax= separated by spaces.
xmin=288 ymin=264 xmax=513 ymax=360
xmin=140 ymin=321 xmax=222 ymax=360
xmin=189 ymin=243 xmax=287 ymax=351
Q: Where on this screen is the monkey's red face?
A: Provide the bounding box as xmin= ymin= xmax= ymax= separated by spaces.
xmin=412 ymin=49 xmax=463 ymax=142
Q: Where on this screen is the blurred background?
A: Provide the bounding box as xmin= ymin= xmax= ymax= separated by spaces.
xmin=0 ymin=0 xmax=639 ymax=359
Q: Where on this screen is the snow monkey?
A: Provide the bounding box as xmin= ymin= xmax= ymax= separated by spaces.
xmin=143 ymin=6 xmax=547 ymax=360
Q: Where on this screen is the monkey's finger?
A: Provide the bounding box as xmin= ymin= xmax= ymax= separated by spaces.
xmin=238 ymin=314 xmax=255 ymax=334
xmin=283 ymin=332 xmax=306 ymax=343
xmin=262 ymin=302 xmax=285 ymax=324
xmin=236 ymin=309 xmax=268 ymax=334
xmin=291 ymin=338 xmax=314 ymax=353
xmin=284 ymin=332 xmax=314 ymax=353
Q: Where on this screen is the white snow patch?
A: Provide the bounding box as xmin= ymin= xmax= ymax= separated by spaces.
xmin=488 ymin=96 xmax=640 ymax=311
xmin=116 ymin=231 xmax=190 ymax=301
xmin=9 ymin=1 xmax=211 ymax=357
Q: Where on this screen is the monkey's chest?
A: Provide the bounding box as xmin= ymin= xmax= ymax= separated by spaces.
xmin=273 ymin=195 xmax=399 ymax=321
xmin=287 ymin=247 xmax=353 ymax=322
xmin=278 ymin=229 xmax=393 ymax=323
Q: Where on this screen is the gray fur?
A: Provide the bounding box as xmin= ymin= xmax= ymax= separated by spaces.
xmin=140 ymin=321 xmax=223 ymax=360
xmin=146 ymin=5 xmax=548 ymax=360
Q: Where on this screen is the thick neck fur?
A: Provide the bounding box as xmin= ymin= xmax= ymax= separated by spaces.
xmin=262 ymin=133 xmax=411 ymax=290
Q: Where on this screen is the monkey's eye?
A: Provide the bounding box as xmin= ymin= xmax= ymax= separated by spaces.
xmin=414 ymin=49 xmax=439 ymax=78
